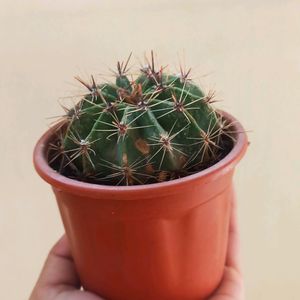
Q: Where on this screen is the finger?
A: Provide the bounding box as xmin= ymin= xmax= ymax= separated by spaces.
xmin=55 ymin=289 xmax=107 ymax=300
xmin=209 ymin=266 xmax=244 ymax=300
xmin=36 ymin=234 xmax=80 ymax=289
xmin=225 ymin=193 xmax=242 ymax=273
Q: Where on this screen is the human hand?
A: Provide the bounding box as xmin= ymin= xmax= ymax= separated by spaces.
xmin=208 ymin=196 xmax=245 ymax=300
xmin=29 ymin=235 xmax=104 ymax=300
xmin=30 ymin=196 xmax=244 ymax=300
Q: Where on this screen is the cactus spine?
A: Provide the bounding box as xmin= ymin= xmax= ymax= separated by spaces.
xmin=49 ymin=52 xmax=233 ymax=185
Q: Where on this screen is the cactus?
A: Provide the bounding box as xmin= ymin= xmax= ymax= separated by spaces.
xmin=48 ymin=52 xmax=234 ymax=185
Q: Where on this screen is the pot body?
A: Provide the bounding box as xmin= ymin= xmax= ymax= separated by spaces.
xmin=34 ymin=111 xmax=247 ymax=300
xmin=54 ymin=175 xmax=234 ymax=300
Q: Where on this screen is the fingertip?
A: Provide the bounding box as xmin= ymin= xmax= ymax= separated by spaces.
xmin=50 ymin=234 xmax=72 ymax=259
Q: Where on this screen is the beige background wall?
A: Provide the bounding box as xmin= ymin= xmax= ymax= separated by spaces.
xmin=1 ymin=1 xmax=300 ymax=299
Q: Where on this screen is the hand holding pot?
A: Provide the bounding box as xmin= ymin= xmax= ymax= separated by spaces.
xmin=29 ymin=198 xmax=244 ymax=300
xmin=29 ymin=235 xmax=104 ymax=300
xmin=208 ymin=196 xmax=245 ymax=300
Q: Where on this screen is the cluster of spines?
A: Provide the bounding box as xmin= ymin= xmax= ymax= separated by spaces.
xmin=48 ymin=52 xmax=236 ymax=186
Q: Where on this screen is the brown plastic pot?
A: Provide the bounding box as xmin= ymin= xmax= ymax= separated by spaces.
xmin=33 ymin=110 xmax=247 ymax=300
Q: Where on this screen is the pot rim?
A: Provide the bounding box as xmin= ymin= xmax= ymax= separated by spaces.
xmin=33 ymin=110 xmax=248 ymax=199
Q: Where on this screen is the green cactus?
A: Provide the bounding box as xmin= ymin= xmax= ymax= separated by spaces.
xmin=48 ymin=52 xmax=233 ymax=185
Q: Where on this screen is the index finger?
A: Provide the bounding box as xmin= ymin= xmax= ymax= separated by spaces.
xmin=36 ymin=234 xmax=80 ymax=289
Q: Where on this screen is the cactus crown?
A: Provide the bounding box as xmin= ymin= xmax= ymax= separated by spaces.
xmin=48 ymin=52 xmax=235 ymax=185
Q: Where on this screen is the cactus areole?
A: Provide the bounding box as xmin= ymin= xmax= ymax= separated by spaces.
xmin=48 ymin=53 xmax=235 ymax=186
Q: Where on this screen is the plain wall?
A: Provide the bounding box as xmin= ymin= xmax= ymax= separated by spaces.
xmin=1 ymin=1 xmax=300 ymax=299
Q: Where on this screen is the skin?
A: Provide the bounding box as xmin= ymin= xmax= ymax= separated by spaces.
xmin=30 ymin=197 xmax=244 ymax=300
